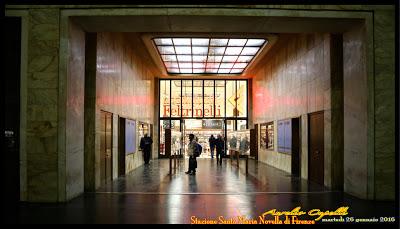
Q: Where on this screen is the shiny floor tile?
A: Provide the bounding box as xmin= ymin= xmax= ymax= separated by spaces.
xmin=17 ymin=158 xmax=396 ymax=224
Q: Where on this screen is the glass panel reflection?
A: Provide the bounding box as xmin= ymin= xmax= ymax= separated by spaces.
xmin=215 ymin=81 xmax=225 ymax=117
xmin=204 ymin=80 xmax=214 ymax=117
xmin=171 ymin=80 xmax=181 ymax=117
xmin=160 ymin=80 xmax=170 ymax=117
xmin=236 ymin=80 xmax=247 ymax=117
xmin=193 ymin=80 xmax=203 ymax=117
xmin=226 ymin=80 xmax=236 ymax=117
xmin=182 ymin=80 xmax=192 ymax=117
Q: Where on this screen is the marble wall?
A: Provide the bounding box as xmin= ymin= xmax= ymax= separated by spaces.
xmin=65 ymin=20 xmax=85 ymax=200
xmin=93 ymin=32 xmax=155 ymax=189
xmin=6 ymin=4 xmax=395 ymax=202
xmin=252 ymin=33 xmax=332 ymax=182
xmin=26 ymin=9 xmax=60 ymax=202
xmin=343 ymin=26 xmax=368 ymax=198
xmin=373 ymin=10 xmax=395 ymax=200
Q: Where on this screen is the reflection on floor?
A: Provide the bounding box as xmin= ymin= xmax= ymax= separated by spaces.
xmin=18 ymin=158 xmax=396 ymax=224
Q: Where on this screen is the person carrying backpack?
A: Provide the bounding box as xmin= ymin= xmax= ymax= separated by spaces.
xmin=185 ymin=134 xmax=198 ymax=175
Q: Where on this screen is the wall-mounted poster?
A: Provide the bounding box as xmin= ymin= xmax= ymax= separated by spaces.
xmin=125 ymin=119 xmax=136 ymax=155
xmin=277 ymin=119 xmax=291 ymax=153
xmin=260 ymin=124 xmax=267 ymax=149
xmin=266 ymin=122 xmax=274 ymax=150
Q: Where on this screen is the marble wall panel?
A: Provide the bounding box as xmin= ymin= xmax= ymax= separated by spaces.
xmin=65 ymin=20 xmax=85 ymax=200
xmin=252 ymin=33 xmax=331 ymax=176
xmin=26 ymin=9 xmax=60 ymax=202
xmin=93 ymin=32 xmax=155 ymax=188
xmin=373 ymin=10 xmax=395 ymax=200
xmin=343 ymin=25 xmax=368 ymax=199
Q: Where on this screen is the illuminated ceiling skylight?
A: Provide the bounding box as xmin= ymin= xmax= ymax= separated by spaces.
xmin=153 ymin=37 xmax=267 ymax=74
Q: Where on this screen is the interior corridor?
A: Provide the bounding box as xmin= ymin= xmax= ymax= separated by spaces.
xmin=18 ymin=159 xmax=395 ymax=224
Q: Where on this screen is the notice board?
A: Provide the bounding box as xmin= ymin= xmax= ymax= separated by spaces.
xmin=125 ymin=119 xmax=136 ymax=155
xmin=277 ymin=119 xmax=292 ymax=153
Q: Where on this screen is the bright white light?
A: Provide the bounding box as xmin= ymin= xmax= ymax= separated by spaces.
xmin=180 ymin=68 xmax=192 ymax=73
xmin=155 ymin=38 xmax=173 ymax=45
xmin=246 ymin=39 xmax=265 ymax=46
xmin=220 ymin=63 xmax=234 ymax=68
xmin=228 ymin=39 xmax=247 ymax=46
xmin=179 ymin=62 xmax=192 ymax=68
xmin=237 ymin=55 xmax=253 ymax=62
xmin=192 ymin=46 xmax=208 ymax=55
xmin=241 ymin=47 xmax=259 ymax=55
xmin=233 ymin=63 xmax=247 ymax=68
xmin=225 ymin=47 xmax=243 ymax=55
xmin=230 ymin=68 xmax=245 ymax=73
xmin=222 ymin=56 xmax=238 ymax=62
xmin=175 ymin=46 xmax=191 ymax=54
xmin=192 ymin=38 xmax=209 ymax=46
xmin=192 ymin=55 xmax=207 ymax=62
xmin=154 ymin=37 xmax=266 ymax=74
xmin=210 ymin=38 xmax=228 ymax=46
xmin=193 ymin=69 xmax=205 ymax=73
xmin=193 ymin=63 xmax=206 ymax=68
xmin=165 ymin=62 xmax=179 ymax=68
xmin=218 ymin=68 xmax=231 ymax=73
xmin=177 ymin=55 xmax=191 ymax=62
xmin=162 ymin=55 xmax=177 ymax=61
xmin=158 ymin=46 xmax=175 ymax=54
xmin=209 ymin=47 xmax=225 ymax=55
xmin=173 ymin=38 xmax=191 ymax=45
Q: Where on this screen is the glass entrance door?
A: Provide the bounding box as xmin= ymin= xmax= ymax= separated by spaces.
xmin=182 ymin=119 xmax=224 ymax=158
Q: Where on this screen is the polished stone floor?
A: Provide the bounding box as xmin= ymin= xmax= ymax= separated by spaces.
xmin=17 ymin=158 xmax=396 ymax=224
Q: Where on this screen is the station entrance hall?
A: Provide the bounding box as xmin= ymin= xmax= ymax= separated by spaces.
xmin=4 ymin=4 xmax=397 ymax=224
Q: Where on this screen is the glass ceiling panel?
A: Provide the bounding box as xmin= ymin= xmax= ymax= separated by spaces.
xmin=246 ymin=39 xmax=265 ymax=46
xmin=192 ymin=55 xmax=207 ymax=62
xmin=154 ymin=38 xmax=173 ymax=45
xmin=192 ymin=46 xmax=208 ymax=55
xmin=173 ymin=38 xmax=191 ymax=46
xmin=228 ymin=39 xmax=247 ymax=46
xmin=175 ymin=46 xmax=191 ymax=54
xmin=153 ymin=37 xmax=267 ymax=74
xmin=225 ymin=47 xmax=243 ymax=55
xmin=210 ymin=38 xmax=228 ymax=46
xmin=192 ymin=38 xmax=209 ymax=46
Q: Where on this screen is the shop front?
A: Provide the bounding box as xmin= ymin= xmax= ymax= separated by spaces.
xmin=159 ymin=79 xmax=248 ymax=158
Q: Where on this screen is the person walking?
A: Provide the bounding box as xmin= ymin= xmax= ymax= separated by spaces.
xmin=140 ymin=133 xmax=153 ymax=165
xmin=215 ymin=134 xmax=224 ymax=165
xmin=209 ymin=134 xmax=216 ymax=159
xmin=185 ymin=134 xmax=198 ymax=175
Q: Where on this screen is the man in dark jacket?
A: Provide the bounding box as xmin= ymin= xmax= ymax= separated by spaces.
xmin=209 ymin=135 xmax=216 ymax=159
xmin=215 ymin=134 xmax=225 ymax=165
xmin=140 ymin=133 xmax=153 ymax=164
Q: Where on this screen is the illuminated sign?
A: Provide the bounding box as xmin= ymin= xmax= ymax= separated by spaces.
xmin=202 ymin=120 xmax=223 ymax=129
xmin=163 ymin=96 xmax=222 ymax=117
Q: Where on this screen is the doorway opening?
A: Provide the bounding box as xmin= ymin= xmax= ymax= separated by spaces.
xmin=308 ymin=111 xmax=324 ymax=185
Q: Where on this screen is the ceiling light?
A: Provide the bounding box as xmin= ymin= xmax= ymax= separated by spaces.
xmin=153 ymin=37 xmax=267 ymax=74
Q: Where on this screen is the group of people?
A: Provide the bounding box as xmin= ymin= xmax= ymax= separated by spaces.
xmin=185 ymin=133 xmax=225 ymax=175
xmin=208 ymin=134 xmax=225 ymax=165
xmin=140 ymin=132 xmax=249 ymax=176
